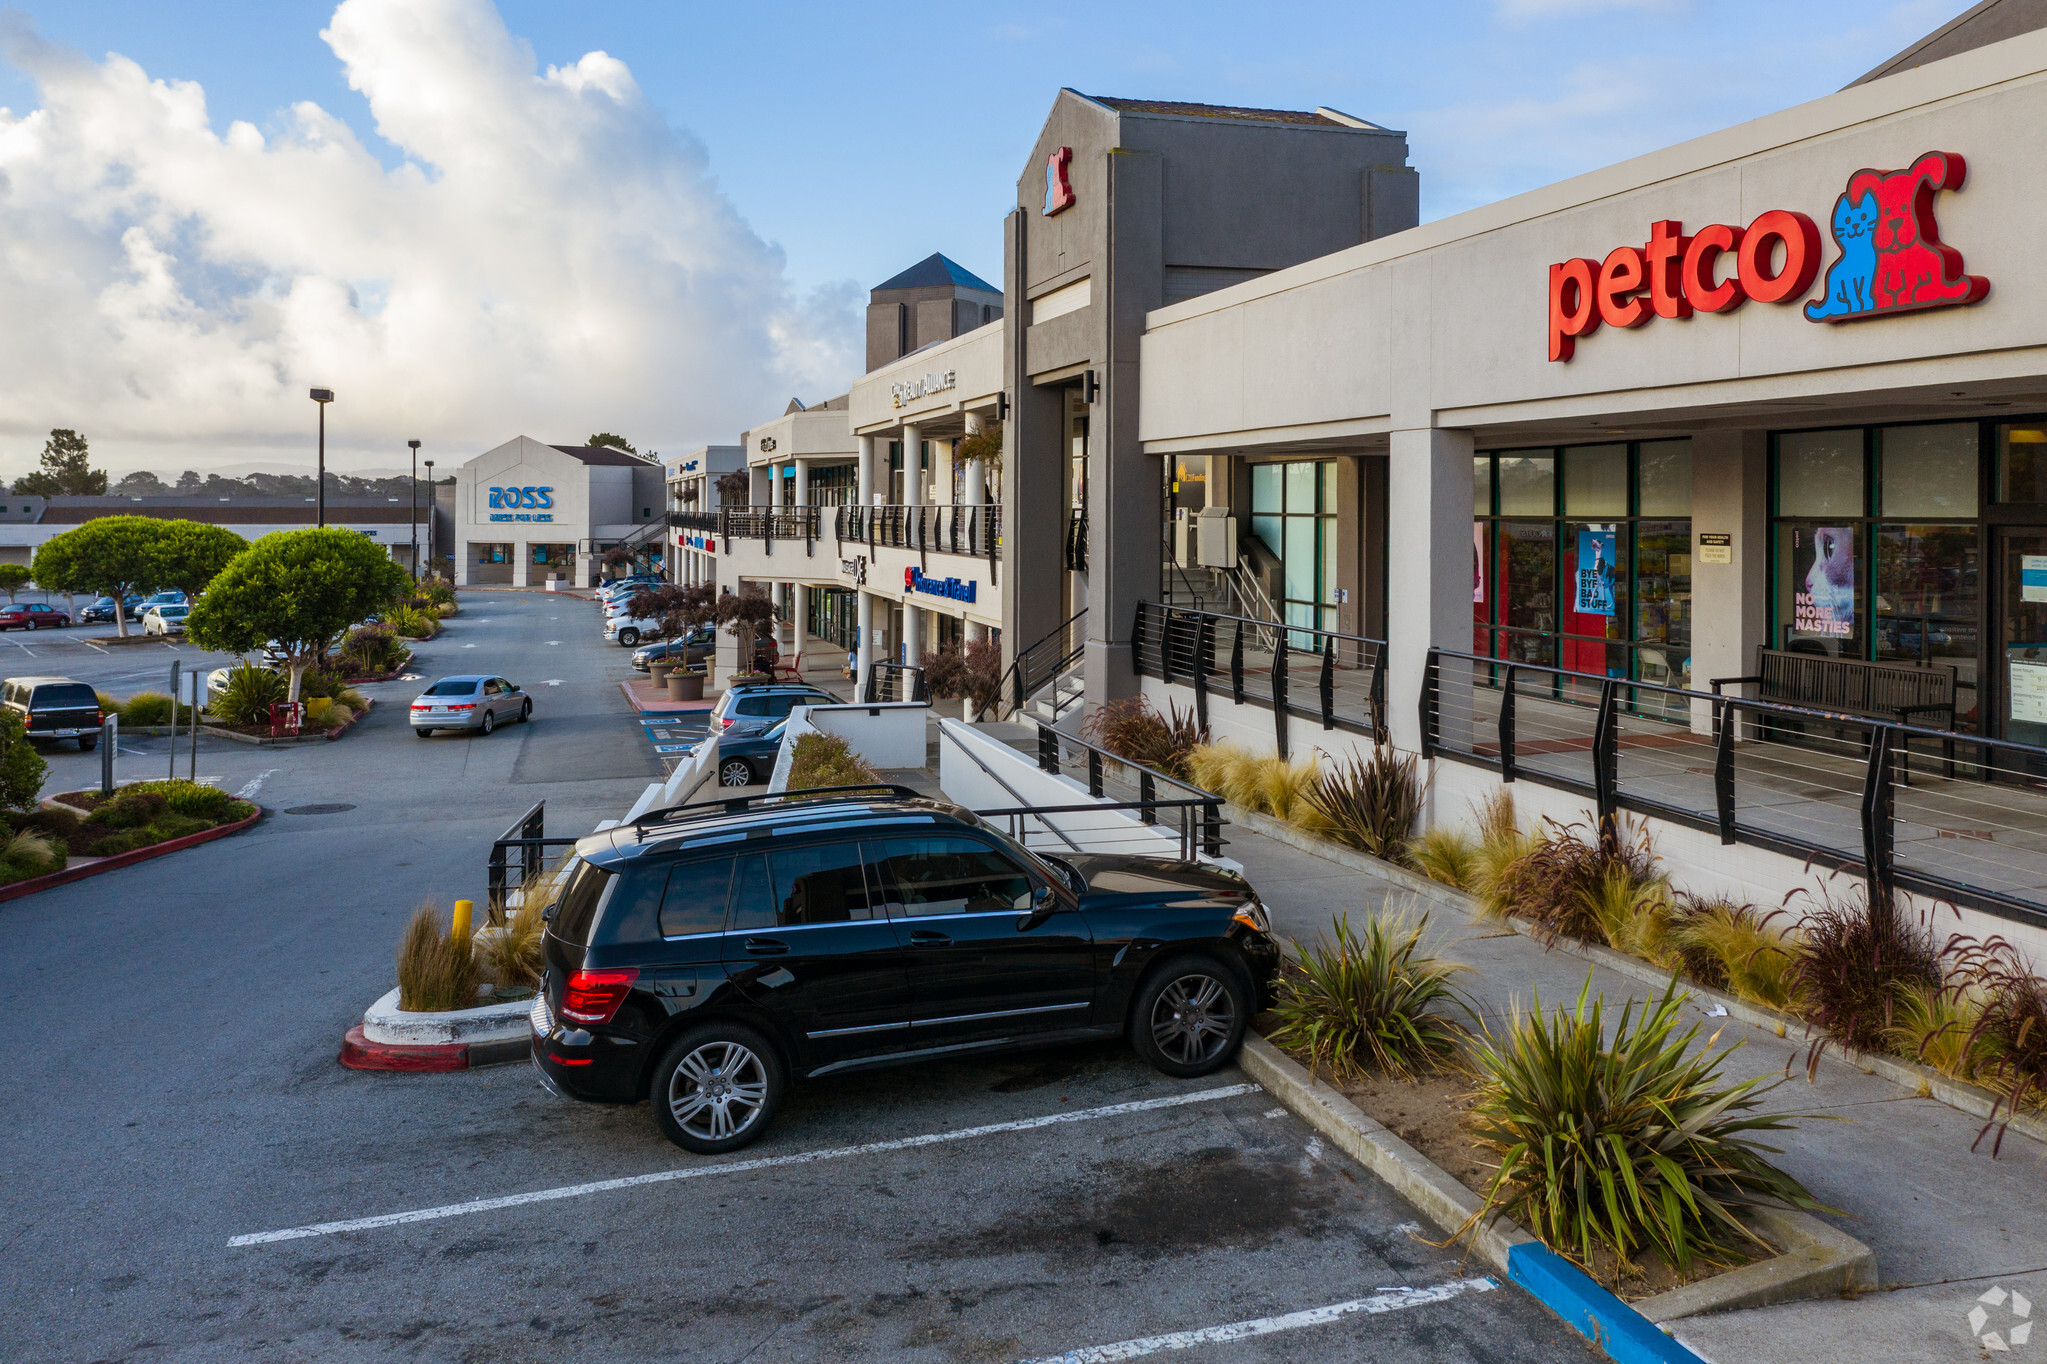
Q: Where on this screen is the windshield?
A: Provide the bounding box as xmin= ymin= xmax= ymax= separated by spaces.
xmin=423 ymin=679 xmax=479 ymax=696
xmin=32 ymin=684 xmax=99 ymax=710
xmin=763 ymin=721 xmax=787 ymax=741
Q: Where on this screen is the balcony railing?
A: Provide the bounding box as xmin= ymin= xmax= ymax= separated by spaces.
xmin=837 ymin=503 xmax=1000 ymax=558
xmin=718 ymin=506 xmax=821 ymax=555
xmin=673 ymin=510 xmax=719 ymax=532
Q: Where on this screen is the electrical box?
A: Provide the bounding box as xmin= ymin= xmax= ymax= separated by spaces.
xmin=1172 ymin=508 xmax=1196 ymax=568
xmin=1197 ymin=508 xmax=1238 ymax=569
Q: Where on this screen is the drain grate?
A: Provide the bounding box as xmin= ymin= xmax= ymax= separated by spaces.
xmin=284 ymin=803 xmax=356 ymax=815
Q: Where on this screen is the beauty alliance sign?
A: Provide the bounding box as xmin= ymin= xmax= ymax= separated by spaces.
xmin=1546 ymin=151 xmax=1988 ymax=362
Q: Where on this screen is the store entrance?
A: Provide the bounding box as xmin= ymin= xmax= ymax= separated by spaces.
xmin=1996 ymin=528 xmax=2047 ymax=747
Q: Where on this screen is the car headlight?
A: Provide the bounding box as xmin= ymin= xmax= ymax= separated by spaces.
xmin=1230 ymin=898 xmax=1270 ymax=934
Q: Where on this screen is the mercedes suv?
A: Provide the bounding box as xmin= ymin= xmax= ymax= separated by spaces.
xmin=531 ymin=786 xmax=1279 ymax=1154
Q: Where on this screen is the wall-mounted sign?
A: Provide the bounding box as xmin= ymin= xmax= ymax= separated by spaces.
xmin=842 ymin=555 xmax=867 ymax=585
xmin=1547 ymin=151 xmax=1986 ymax=362
xmin=759 ymin=437 xmax=777 ymax=453
xmin=682 ymin=459 xmax=700 ymax=472
xmin=487 ymin=484 xmax=554 ymax=523
xmin=890 ymin=369 xmax=957 ymax=409
xmin=904 ymin=566 xmax=976 ymax=602
xmin=1044 ymin=146 xmax=1074 ymax=216
xmin=1698 ymin=532 xmax=1732 ymax=565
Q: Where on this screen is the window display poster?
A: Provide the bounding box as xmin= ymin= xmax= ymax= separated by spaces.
xmin=1473 ymin=522 xmax=1485 ymax=604
xmin=1574 ymin=527 xmax=1616 ymax=617
xmin=2012 ymin=658 xmax=2047 ymax=724
xmin=1791 ymin=525 xmax=1855 ymax=639
xmin=2024 ymin=554 xmax=2047 ymax=604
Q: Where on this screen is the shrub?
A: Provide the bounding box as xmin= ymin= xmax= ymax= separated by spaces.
xmin=1409 ymin=826 xmax=1480 ymax=890
xmin=118 ymin=692 xmax=197 ymax=727
xmin=396 ymin=903 xmax=478 ymax=1012
xmin=1668 ymin=897 xmax=1799 ymax=1010
xmin=312 ymin=702 xmax=356 ymax=730
xmin=436 ymin=601 xmax=458 ymax=619
xmin=1304 ymin=744 xmax=1421 ymax=862
xmin=1582 ymin=866 xmax=1680 ymax=968
xmin=1885 ymin=981 xmax=1997 ymax=1088
xmin=1083 ymin=696 xmax=1207 ymax=782
xmin=1482 ymin=815 xmax=1659 ymax=945
xmin=1266 ymin=908 xmax=1471 ymax=1082
xmin=0 ymin=709 xmax=46 ymax=811
xmin=88 ymin=828 xmax=159 ymax=857
xmin=1785 ymin=877 xmax=1941 ymax=1061
xmin=786 ymin=732 xmax=881 ymax=791
xmin=297 ymin=669 xmax=344 ymax=701
xmin=113 ymin=779 xmax=244 ymax=822
xmin=385 ymin=604 xmax=437 ymax=639
xmin=87 ymin=789 xmax=168 ymax=830
xmin=417 ymin=577 xmax=455 ymax=607
xmin=339 ymin=623 xmax=406 ymax=675
xmin=96 ymin=691 xmax=119 ymax=716
xmin=478 ymin=903 xmax=545 ymax=991
xmin=1953 ymin=938 xmax=2047 ymax=1154
xmin=211 ymin=663 xmax=289 ymax=726
xmin=919 ymin=637 xmax=1004 ymax=713
xmin=1187 ymin=742 xmax=1323 ymax=824
xmin=147 ymin=812 xmax=210 ymax=841
xmin=0 ymin=828 xmax=63 ymax=883
xmin=1464 ymin=977 xmax=1830 ymax=1280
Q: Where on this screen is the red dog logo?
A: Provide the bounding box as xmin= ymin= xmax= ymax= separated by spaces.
xmin=1806 ymin=150 xmax=1987 ymax=323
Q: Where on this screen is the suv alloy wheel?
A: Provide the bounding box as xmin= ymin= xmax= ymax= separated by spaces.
xmin=652 ymin=1023 xmax=784 ymax=1154
xmin=718 ymin=758 xmax=755 ymax=787
xmin=1129 ymin=955 xmax=1248 ymax=1078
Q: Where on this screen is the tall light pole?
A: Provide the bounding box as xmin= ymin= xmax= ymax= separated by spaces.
xmin=407 ymin=439 xmax=422 ymax=580
xmin=309 ymin=388 xmax=335 ymax=528
xmin=422 ymin=459 xmax=435 ymax=579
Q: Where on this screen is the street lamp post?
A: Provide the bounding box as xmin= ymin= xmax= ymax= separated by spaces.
xmin=422 ymin=459 xmax=435 ymax=578
xmin=309 ymin=388 xmax=335 ymax=528
xmin=407 ymin=439 xmax=422 ymax=580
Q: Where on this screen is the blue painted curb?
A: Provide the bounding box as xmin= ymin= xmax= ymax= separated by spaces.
xmin=1506 ymin=1243 xmax=1708 ymax=1364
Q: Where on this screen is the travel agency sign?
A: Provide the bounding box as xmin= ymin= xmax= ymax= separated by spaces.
xmin=1547 ymin=151 xmax=1988 ymax=362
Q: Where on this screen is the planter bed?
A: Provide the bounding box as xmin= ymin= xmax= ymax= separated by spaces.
xmin=333 ymin=652 xmax=415 ymax=684
xmin=340 ymin=986 xmax=531 ymax=1072
xmin=87 ymin=633 xmax=176 ymax=646
xmin=200 ymin=697 xmax=376 ymax=745
xmin=0 ymin=801 xmax=261 ymax=902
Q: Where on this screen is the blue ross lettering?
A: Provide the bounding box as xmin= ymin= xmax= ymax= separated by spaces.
xmin=536 ymin=488 xmax=553 ymax=509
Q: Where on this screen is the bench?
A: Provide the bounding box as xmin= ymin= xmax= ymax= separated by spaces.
xmin=1711 ymin=647 xmax=1956 ymax=780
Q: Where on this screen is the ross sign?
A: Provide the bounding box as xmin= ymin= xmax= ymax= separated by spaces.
xmin=487 ymin=484 xmax=555 ymax=523
xmin=1044 ymin=146 xmax=1075 ymax=216
xmin=904 ymin=566 xmax=976 ymax=602
xmin=842 ymin=555 xmax=867 ymax=585
xmin=1574 ymin=528 xmax=1616 ymax=616
xmin=890 ymin=369 xmax=957 ymax=409
xmin=1789 ymin=525 xmax=1856 ymax=639
xmin=1698 ymin=532 xmax=1732 ymax=565
xmin=1547 ymin=151 xmax=1986 ymax=362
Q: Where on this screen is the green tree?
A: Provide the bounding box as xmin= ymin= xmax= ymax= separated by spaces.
xmin=586 ymin=432 xmax=637 ymax=455
xmin=0 ymin=564 xmax=31 ymax=602
xmin=716 ymin=589 xmax=778 ymax=678
xmin=14 ymin=429 xmax=107 ymax=497
xmin=151 ymin=521 xmax=247 ymax=596
xmin=186 ymin=529 xmax=409 ymax=703
xmin=0 ymin=709 xmax=46 ymax=811
xmin=30 ymin=516 xmax=165 ymax=636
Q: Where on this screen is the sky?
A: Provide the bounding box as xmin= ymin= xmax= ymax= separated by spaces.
xmin=0 ymin=0 xmax=1977 ymax=483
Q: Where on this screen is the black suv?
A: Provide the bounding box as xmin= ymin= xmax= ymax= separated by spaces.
xmin=532 ymin=787 xmax=1279 ymax=1153
xmin=2 ymin=676 xmax=103 ymax=749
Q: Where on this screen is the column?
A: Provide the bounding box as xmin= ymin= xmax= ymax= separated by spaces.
xmin=795 ymin=459 xmax=809 ymax=506
xmin=856 ymin=589 xmax=875 ymax=696
xmin=455 ymin=543 xmax=473 ymax=587
xmin=902 ymin=424 xmax=923 ymax=507
xmin=1385 ymin=425 xmax=1476 ymax=754
xmin=937 ymin=439 xmax=956 ymax=506
xmin=903 ymin=601 xmax=924 ymax=666
xmin=964 ymin=618 xmax=987 ymax=645
xmin=962 ymin=412 xmax=987 ymax=507
xmin=856 ymin=434 xmax=875 ymax=507
xmin=1689 ymin=430 xmax=1769 ymax=732
xmin=512 ymin=543 xmax=531 ymax=588
xmin=793 ymin=582 xmax=808 ymax=673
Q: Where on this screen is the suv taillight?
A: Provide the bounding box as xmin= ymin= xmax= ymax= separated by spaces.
xmin=560 ymin=968 xmax=638 ymax=1024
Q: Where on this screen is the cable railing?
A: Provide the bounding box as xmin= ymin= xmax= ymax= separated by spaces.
xmin=1420 ymin=646 xmax=2047 ymax=930
xmin=999 ymin=607 xmax=1087 ymax=716
xmin=1065 ymin=507 xmax=1087 ymax=573
xmin=1021 ymin=718 xmax=1225 ymax=858
xmin=863 ymin=661 xmax=928 ymax=703
xmin=836 ymin=503 xmax=1000 ymax=558
xmin=486 ymin=800 xmax=582 ymax=925
xmin=1131 ymin=601 xmax=1386 ymax=755
xmin=719 ymin=506 xmax=821 ymax=551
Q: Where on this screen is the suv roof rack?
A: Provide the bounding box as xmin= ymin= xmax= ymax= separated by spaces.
xmin=628 ymin=783 xmax=929 ymax=831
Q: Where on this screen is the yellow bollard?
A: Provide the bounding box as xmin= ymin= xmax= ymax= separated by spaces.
xmin=451 ymin=898 xmax=473 ymax=942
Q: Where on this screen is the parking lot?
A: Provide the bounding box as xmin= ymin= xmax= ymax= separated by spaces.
xmin=0 ymin=590 xmax=1592 ymax=1363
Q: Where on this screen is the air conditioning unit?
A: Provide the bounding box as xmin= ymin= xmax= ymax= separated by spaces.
xmin=1196 ymin=508 xmax=1238 ymax=569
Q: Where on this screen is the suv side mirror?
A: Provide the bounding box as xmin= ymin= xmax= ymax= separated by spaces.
xmin=1018 ymin=883 xmax=1057 ymax=931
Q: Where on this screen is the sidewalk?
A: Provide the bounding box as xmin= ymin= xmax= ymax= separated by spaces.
xmin=1215 ymin=816 xmax=2047 ymax=1364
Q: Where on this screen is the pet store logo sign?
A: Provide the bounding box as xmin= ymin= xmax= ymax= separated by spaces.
xmin=1546 ymin=151 xmax=1988 ymax=361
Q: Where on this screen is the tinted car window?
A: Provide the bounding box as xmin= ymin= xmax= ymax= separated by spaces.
xmin=735 ymin=697 xmax=768 ymax=716
xmin=551 ymin=860 xmax=615 ymax=946
xmin=424 ymin=679 xmax=479 ymax=696
xmin=658 ymin=857 xmax=734 ymax=937
xmin=728 ymin=855 xmax=776 ymax=932
xmin=31 ymin=684 xmax=98 ymax=710
xmin=765 ymin=843 xmax=874 ymax=925
xmin=875 ymin=837 xmax=1033 ymax=917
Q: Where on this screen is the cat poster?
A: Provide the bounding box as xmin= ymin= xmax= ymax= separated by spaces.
xmin=1791 ymin=526 xmax=1856 ymax=639
xmin=1574 ymin=528 xmax=1616 ymax=617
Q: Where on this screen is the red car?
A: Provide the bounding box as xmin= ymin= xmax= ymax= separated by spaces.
xmin=0 ymin=603 xmax=69 ymax=630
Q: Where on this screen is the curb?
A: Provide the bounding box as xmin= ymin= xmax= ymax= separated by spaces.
xmin=338 ymin=1027 xmax=529 ymax=1072
xmin=619 ymin=679 xmax=716 ymax=715
xmin=199 ymin=697 xmax=376 ymax=746
xmin=1238 ymin=1034 xmax=1873 ymax=1358
xmin=0 ymin=804 xmax=263 ymax=903
xmin=1223 ymin=801 xmax=2047 ymax=1148
xmin=359 ymin=986 xmax=531 ymax=1045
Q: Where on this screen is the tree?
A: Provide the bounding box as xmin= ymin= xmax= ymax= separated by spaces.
xmin=31 ymin=517 xmax=165 ymax=636
xmin=14 ymin=429 xmax=107 ymax=497
xmin=717 ymin=589 xmax=778 ymax=678
xmin=0 ymin=565 xmax=30 ymax=603
xmin=115 ymin=470 xmax=170 ymax=497
xmin=0 ymin=709 xmax=46 ymax=812
xmin=587 ymin=432 xmax=637 ymax=455
xmin=151 ymin=521 xmax=248 ymax=596
xmin=715 ymin=470 xmax=750 ymax=506
xmin=186 ymin=529 xmax=410 ymax=703
xmin=175 ymin=470 xmax=203 ymax=492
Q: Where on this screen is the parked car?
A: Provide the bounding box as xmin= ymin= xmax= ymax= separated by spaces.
xmin=631 ymin=629 xmax=715 ymax=673
xmin=143 ymin=603 xmax=190 ymax=635
xmin=532 ymin=787 xmax=1280 ymax=1153
xmin=598 ymin=572 xmax=664 ymax=591
xmin=80 ymin=595 xmax=144 ymax=624
xmin=143 ymin=590 xmax=187 ymax=609
xmin=0 ymin=603 xmax=69 ymax=630
xmin=715 ymin=719 xmax=785 ymax=787
xmin=410 ymin=675 xmax=531 ymax=736
xmin=2 ymin=675 xmax=103 ymax=749
xmin=207 ymin=658 xmax=282 ymax=694
xmin=707 ymin=681 xmax=836 ymax=734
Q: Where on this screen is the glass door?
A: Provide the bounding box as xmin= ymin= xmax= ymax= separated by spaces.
xmin=1997 ymin=530 xmax=2047 ymax=747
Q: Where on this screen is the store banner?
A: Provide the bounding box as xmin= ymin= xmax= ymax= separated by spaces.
xmin=1790 ymin=526 xmax=1855 ymax=638
xmin=1574 ymin=528 xmax=1616 ymax=617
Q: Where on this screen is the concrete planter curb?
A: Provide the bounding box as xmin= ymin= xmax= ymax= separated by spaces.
xmin=339 ymin=987 xmax=531 ymax=1073
xmin=1224 ymin=801 xmax=2047 ymax=1148
xmin=200 ymin=697 xmax=376 ymax=746
xmin=1239 ymin=1034 xmax=1874 ymax=1359
xmin=0 ymin=804 xmax=263 ymax=903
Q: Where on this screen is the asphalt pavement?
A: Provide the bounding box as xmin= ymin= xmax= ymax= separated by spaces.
xmin=0 ymin=591 xmax=1593 ymax=1364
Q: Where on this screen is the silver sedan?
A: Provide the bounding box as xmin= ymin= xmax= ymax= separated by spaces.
xmin=409 ymin=675 xmax=532 ymax=737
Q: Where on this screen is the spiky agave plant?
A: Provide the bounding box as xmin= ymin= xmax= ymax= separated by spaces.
xmin=1304 ymin=744 xmax=1422 ymax=862
xmin=1266 ymin=907 xmax=1472 ymax=1082
xmin=1463 ymin=976 xmax=1832 ymax=1280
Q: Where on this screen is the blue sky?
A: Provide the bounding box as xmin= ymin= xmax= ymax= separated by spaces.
xmin=0 ymin=0 xmax=1979 ymax=475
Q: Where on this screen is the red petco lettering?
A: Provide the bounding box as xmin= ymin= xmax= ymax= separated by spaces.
xmin=1549 ymin=210 xmax=1817 ymax=361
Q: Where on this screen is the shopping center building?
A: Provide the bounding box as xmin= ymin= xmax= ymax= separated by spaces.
xmin=704 ymin=15 xmax=2047 ymax=951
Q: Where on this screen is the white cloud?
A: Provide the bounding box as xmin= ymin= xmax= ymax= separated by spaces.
xmin=0 ymin=0 xmax=859 ymax=480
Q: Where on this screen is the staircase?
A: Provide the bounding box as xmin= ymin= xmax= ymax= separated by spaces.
xmin=999 ymin=608 xmax=1087 ymax=723
xmin=1028 ymin=664 xmax=1086 ymax=724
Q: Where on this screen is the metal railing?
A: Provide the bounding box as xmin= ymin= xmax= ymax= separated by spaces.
xmin=864 ymin=661 xmax=929 ymax=703
xmin=673 ymin=510 xmax=719 ymax=532
xmin=1000 ymin=607 xmax=1087 ymax=716
xmin=486 ymin=800 xmax=582 ymax=924
xmin=1065 ymin=507 xmax=1087 ymax=573
xmin=837 ymin=503 xmax=1001 ymax=558
xmin=1420 ymin=646 xmax=2047 ymax=929
xmin=719 ymin=506 xmax=822 ymax=555
xmin=1131 ymin=601 xmax=1386 ymax=756
xmin=1022 ymin=718 xmax=1225 ymax=858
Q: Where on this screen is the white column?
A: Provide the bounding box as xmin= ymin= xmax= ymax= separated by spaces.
xmin=902 ymin=424 xmax=923 ymax=506
xmin=793 ymin=582 xmax=808 ymax=672
xmin=964 ymin=618 xmax=987 ymax=644
xmin=856 ymin=435 xmax=875 ymax=506
xmin=512 ymin=544 xmax=531 ymax=587
xmin=1386 ymin=425 xmax=1476 ymax=754
xmin=903 ymin=602 xmax=924 ymax=665
xmin=795 ymin=460 xmax=809 ymax=506
xmin=937 ymin=439 xmax=956 ymax=505
xmin=455 ymin=543 xmax=473 ymax=587
xmin=962 ymin=412 xmax=986 ymax=505
xmin=856 ymin=590 xmax=875 ymax=695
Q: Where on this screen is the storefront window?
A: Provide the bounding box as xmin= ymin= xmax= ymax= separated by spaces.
xmin=1635 ymin=521 xmax=1692 ymax=689
xmin=1499 ymin=521 xmax=1557 ymax=665
xmin=1251 ymin=459 xmax=1337 ymax=639
xmin=1777 ymin=429 xmax=1864 ymax=517
xmin=1562 ymin=445 xmax=1627 ymax=516
xmin=1497 ymin=451 xmax=1554 ymax=516
xmin=1880 ymin=423 xmax=1977 ymax=518
xmin=1562 ymin=521 xmax=1628 ymax=678
xmin=1474 ymin=456 xmax=1492 ymax=516
xmin=1995 ymin=423 xmax=2047 ymax=504
xmin=1876 ymin=524 xmax=1979 ymax=726
xmin=1637 ymin=440 xmax=1693 ymax=517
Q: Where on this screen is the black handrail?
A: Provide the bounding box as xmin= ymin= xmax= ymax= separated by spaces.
xmin=486 ymin=800 xmax=582 ymax=924
xmin=1000 ymin=607 xmax=1087 ymax=717
xmin=864 ymin=661 xmax=929 ymax=703
xmin=1132 ymin=600 xmax=1386 ymax=750
xmin=1026 ymin=718 xmax=1223 ymax=856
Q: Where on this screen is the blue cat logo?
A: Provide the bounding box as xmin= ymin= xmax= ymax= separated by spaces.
xmin=1805 ymin=189 xmax=1879 ymax=321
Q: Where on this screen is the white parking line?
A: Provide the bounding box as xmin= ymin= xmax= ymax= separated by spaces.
xmin=1012 ymin=1278 xmax=1497 ymax=1364
xmin=236 ymin=769 xmax=278 ymax=800
xmin=229 ymin=1082 xmax=1260 ymax=1247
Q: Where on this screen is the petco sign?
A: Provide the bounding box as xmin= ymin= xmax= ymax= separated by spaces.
xmin=487 ymin=485 xmax=555 ymax=522
xmin=1547 ymin=151 xmax=1987 ymax=361
xmin=904 ymin=566 xmax=976 ymax=602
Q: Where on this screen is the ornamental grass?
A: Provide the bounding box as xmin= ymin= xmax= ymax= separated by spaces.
xmin=396 ymin=903 xmax=478 ymax=1013
xmin=1266 ymin=907 xmax=1471 ymax=1083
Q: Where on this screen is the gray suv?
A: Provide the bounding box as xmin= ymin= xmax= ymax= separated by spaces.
xmin=709 ymin=682 xmax=839 ymax=737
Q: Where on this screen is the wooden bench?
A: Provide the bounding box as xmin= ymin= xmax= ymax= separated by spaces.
xmin=1711 ymin=647 xmax=1957 ymax=780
